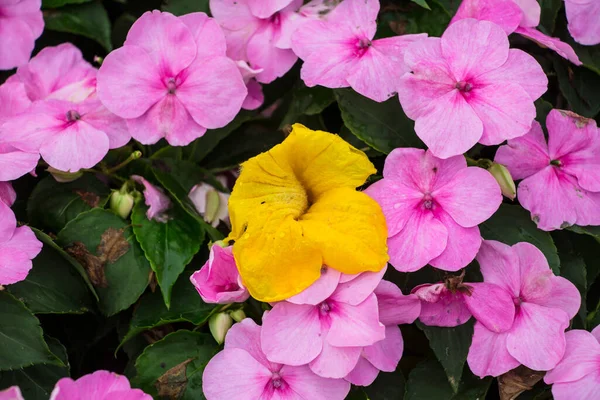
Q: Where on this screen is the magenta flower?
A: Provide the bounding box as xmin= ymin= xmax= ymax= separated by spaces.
xmin=0 ymin=386 xmax=23 ymax=400
xmin=292 ymin=0 xmax=426 ymax=102
xmin=97 ymin=11 xmax=247 ymax=146
xmin=0 ymin=0 xmax=43 ymax=70
xmin=236 ymin=61 xmax=264 ymax=110
xmin=365 ymin=148 xmax=502 ymax=272
xmin=261 ymin=267 xmax=386 ymax=378
xmin=398 ymin=18 xmax=547 ymax=158
xmin=565 ymin=0 xmax=600 ymax=46
xmin=0 ymin=182 xmax=16 ymax=206
xmin=50 ymin=370 xmax=151 ymax=400
xmin=495 ymin=109 xmax=600 ymax=231
xmin=203 ymin=318 xmax=351 ymax=400
xmin=210 ymin=0 xmax=303 ymax=84
xmin=190 ymin=245 xmax=249 ymax=304
xmin=544 ymin=328 xmax=600 ymax=400
xmin=467 ymin=240 xmax=581 ymax=377
xmin=131 ymin=176 xmax=171 ymax=223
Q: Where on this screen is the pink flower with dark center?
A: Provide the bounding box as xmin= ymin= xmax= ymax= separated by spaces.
xmin=292 ymin=0 xmax=427 ymax=102
xmin=202 ymin=318 xmax=351 ymax=400
xmin=398 ymin=18 xmax=547 ymax=158
xmin=467 ymin=240 xmax=581 ymax=377
xmin=50 ymin=370 xmax=151 ymax=400
xmin=365 ymin=148 xmax=502 ymax=272
xmin=131 ymin=175 xmax=171 ymax=223
xmin=0 ymin=0 xmax=43 ymax=70
xmin=565 ymin=0 xmax=600 ymax=46
xmin=97 ymin=11 xmax=247 ymax=146
xmin=0 ymin=386 xmax=23 ymax=400
xmin=495 ymin=109 xmax=600 ymax=231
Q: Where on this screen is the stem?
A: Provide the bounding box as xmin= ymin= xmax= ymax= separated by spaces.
xmin=106 ymin=151 xmax=142 ymax=174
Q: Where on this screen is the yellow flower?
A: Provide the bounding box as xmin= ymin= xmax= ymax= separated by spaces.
xmin=227 ymin=124 xmax=388 ymax=302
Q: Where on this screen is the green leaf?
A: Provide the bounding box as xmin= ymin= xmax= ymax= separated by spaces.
xmin=28 ymin=174 xmax=110 ymax=233
xmin=56 ymin=209 xmax=151 ymax=316
xmin=363 ymin=369 xmax=406 ymax=400
xmin=0 ymin=292 xmax=64 ymax=371
xmin=133 ymin=330 xmax=217 ymax=399
xmin=416 ymin=320 xmax=474 ymax=393
xmin=44 ymin=2 xmax=112 ymax=52
xmin=430 ymin=0 xmax=460 ymax=15
xmin=535 ymin=98 xmax=553 ymax=127
xmin=42 ymin=0 xmax=91 ymax=8
xmin=0 ymin=336 xmax=69 ymax=400
xmin=568 ymin=225 xmax=600 ymax=239
xmin=539 ymin=0 xmax=562 ymax=33
xmin=335 ymin=88 xmax=424 ymax=154
xmin=553 ymin=57 xmax=600 ymax=118
xmin=281 ymin=84 xmax=336 ymax=127
xmin=161 ymin=0 xmax=210 ymax=15
xmin=559 ymin=253 xmax=587 ymax=327
xmin=480 ymin=204 xmax=560 ymax=274
xmin=411 ymin=0 xmax=431 ymax=9
xmin=8 ymin=231 xmax=95 ymax=314
xmin=131 ymin=200 xmax=204 ymax=308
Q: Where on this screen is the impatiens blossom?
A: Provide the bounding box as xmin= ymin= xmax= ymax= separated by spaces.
xmin=467 ymin=240 xmax=581 ymax=377
xmin=0 ymin=386 xmax=23 ymax=400
xmin=398 ymin=18 xmax=547 ymax=158
xmin=0 ymin=182 xmax=16 ymax=206
xmin=365 ymin=148 xmax=502 ymax=272
xmin=97 ymin=11 xmax=247 ymax=146
xmin=0 ymin=200 xmax=42 ymax=285
xmin=261 ymin=268 xmax=386 ymax=378
xmin=236 ymin=61 xmax=264 ymax=110
xmin=189 ymin=176 xmax=230 ymax=227
xmin=131 ymin=175 xmax=171 ymax=223
xmin=190 ymin=244 xmax=249 ymax=304
xmin=292 ymin=0 xmax=427 ymax=102
xmin=0 ymin=0 xmax=43 ymax=70
xmin=495 ymin=109 xmax=600 ymax=231
xmin=565 ymin=0 xmax=600 ymax=46
xmin=203 ymin=318 xmax=351 ymax=400
xmin=226 ymin=124 xmax=388 ymax=301
xmin=50 ymin=370 xmax=151 ymax=400
xmin=544 ymin=328 xmax=600 ymax=400
xmin=210 ymin=0 xmax=302 ymax=84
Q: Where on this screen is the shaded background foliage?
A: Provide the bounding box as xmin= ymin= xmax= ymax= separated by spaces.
xmin=0 ymin=0 xmax=599 ymax=399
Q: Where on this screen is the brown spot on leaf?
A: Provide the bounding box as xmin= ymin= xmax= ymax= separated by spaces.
xmin=557 ymin=109 xmax=593 ymax=128
xmin=66 ymin=242 xmax=108 ymax=287
xmin=75 ymin=190 xmax=100 ymax=207
xmin=97 ymin=227 xmax=130 ymax=264
xmin=498 ymin=366 xmax=545 ymax=400
xmin=155 ymin=358 xmax=193 ymax=399
xmin=148 ymin=270 xmax=158 ymax=293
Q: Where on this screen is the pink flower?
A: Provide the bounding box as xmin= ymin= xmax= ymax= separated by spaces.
xmin=202 ymin=318 xmax=351 ymax=400
xmin=0 ymin=386 xmax=23 ymax=400
xmin=0 ymin=182 xmax=16 ymax=206
xmin=365 ymin=148 xmax=502 ymax=272
xmin=292 ymin=0 xmax=426 ymax=102
xmin=236 ymin=61 xmax=264 ymax=110
xmin=345 ymin=280 xmax=421 ymax=386
xmin=565 ymin=0 xmax=600 ymax=46
xmin=50 ymin=370 xmax=151 ymax=400
xmin=131 ymin=175 xmax=171 ymax=222
xmin=467 ymin=240 xmax=581 ymax=377
xmin=189 ymin=178 xmax=230 ymax=227
xmin=0 ymin=0 xmax=43 ymax=70
xmin=97 ymin=11 xmax=247 ymax=146
xmin=261 ymin=267 xmax=386 ymax=378
xmin=495 ymin=109 xmax=600 ymax=231
xmin=544 ymin=328 xmax=600 ymax=400
xmin=190 ymin=245 xmax=249 ymax=304
xmin=398 ymin=18 xmax=547 ymax=158
xmin=0 ymin=199 xmax=42 ymax=285
xmin=210 ymin=0 xmax=303 ymax=84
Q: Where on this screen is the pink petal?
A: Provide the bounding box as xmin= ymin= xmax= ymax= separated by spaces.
xmin=326 ymin=0 xmax=378 ymax=38
xmin=242 ymin=79 xmax=264 ymax=110
xmin=506 ymin=302 xmax=569 ymax=371
xmin=261 ymin=301 xmax=323 ymax=366
xmin=179 ymin=12 xmax=227 ymax=58
xmin=281 ymin=364 xmax=351 ymax=400
xmin=0 ymin=15 xmax=37 ymax=70
xmin=516 ymin=27 xmax=582 ymax=66
xmin=476 ymin=240 xmax=521 ymax=298
xmin=494 ymin=121 xmax=550 ymax=180
xmin=8 ymin=226 xmax=42 ymax=260
xmin=77 ymin=100 xmax=130 ymax=149
xmin=327 ymin=294 xmax=385 ymax=347
xmin=565 ymin=0 xmax=600 ymax=46
xmin=450 ymin=0 xmax=522 ymax=34
xmin=414 ymin=284 xmax=472 ymax=327
xmin=0 ymin=182 xmax=16 ymax=206
xmin=463 ymin=282 xmax=515 ymax=333
xmin=131 ymin=176 xmax=172 ymax=222
xmin=344 ymin=357 xmax=380 ymax=386
xmin=288 ymin=267 xmax=341 ymax=305
xmin=522 ymin=275 xmax=581 ymax=320
xmin=550 ymin=372 xmax=600 ymax=400
xmin=0 ymin=386 xmax=24 ymax=400
xmin=514 ymin=241 xmax=555 ymax=296
xmin=224 ymin=318 xmax=273 ymax=369
xmin=0 ymin=81 xmax=31 ymax=123
xmin=331 ymin=267 xmax=386 ymax=306
xmin=0 ymin=246 xmax=31 ymax=285
xmin=374 ymin=280 xmax=421 ymax=326
xmin=363 ymin=325 xmax=403 ymax=372
xmin=0 ymin=144 xmax=39 ymax=181
xmin=0 ymin=200 xmax=16 ymax=242
xmin=247 ymin=0 xmax=294 ymax=18
xmin=308 ymin=341 xmax=362 ymax=379
xmin=49 ymin=371 xmax=150 ymax=400
xmin=513 ymin=0 xmax=541 ymax=27
xmin=544 ymin=330 xmax=600 ymax=384
xmin=247 ymin=23 xmax=298 ymax=83
xmin=467 ymin=321 xmax=520 ymax=378
xmin=593 ymin=325 xmax=600 ymax=343
xmin=274 ymin=5 xmax=305 ymax=49
xmin=209 ymin=0 xmax=256 ymax=31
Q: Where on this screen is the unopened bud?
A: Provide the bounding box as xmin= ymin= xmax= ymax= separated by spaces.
xmin=209 ymin=312 xmax=234 ymax=345
xmin=488 ymin=163 xmax=516 ymax=200
xmin=47 ymin=167 xmax=83 ymax=183
xmin=110 ymin=184 xmax=135 ymax=219
xmin=204 ymin=189 xmax=221 ymax=225
xmin=229 ymin=309 xmax=246 ymax=322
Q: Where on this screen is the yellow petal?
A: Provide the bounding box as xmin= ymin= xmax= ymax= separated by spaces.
xmin=300 ymin=188 xmax=388 ymax=274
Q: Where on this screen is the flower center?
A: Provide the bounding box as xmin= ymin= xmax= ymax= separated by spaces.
xmin=269 ymin=12 xmax=281 ymax=25
xmin=422 ymin=193 xmax=435 ymax=210
xmin=65 ymin=110 xmax=81 ymax=122
xmin=550 ymin=159 xmax=562 ymax=167
xmin=271 ymin=372 xmax=283 ymax=390
xmin=318 ymin=301 xmax=331 ymax=315
xmin=354 ymin=37 xmax=372 ymax=57
xmin=513 ymin=296 xmax=523 ymax=306
xmin=166 ymin=78 xmax=177 ymax=94
xmin=455 ymin=81 xmax=473 ymax=92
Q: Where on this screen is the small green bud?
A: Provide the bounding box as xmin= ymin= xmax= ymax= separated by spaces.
xmin=110 ymin=184 xmax=135 ymax=219
xmin=488 ymin=163 xmax=516 ymax=200
xmin=229 ymin=309 xmax=246 ymax=322
xmin=209 ymin=312 xmax=234 ymax=345
xmin=47 ymin=167 xmax=83 ymax=183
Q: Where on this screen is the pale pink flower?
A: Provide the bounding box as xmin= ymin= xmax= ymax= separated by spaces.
xmin=97 ymin=11 xmax=247 ymax=146
xmin=203 ymin=318 xmax=351 ymax=400
xmin=0 ymin=182 xmax=16 ymax=206
xmin=467 ymin=240 xmax=581 ymax=377
xmin=365 ymin=148 xmax=502 ymax=272
xmin=544 ymin=329 xmax=600 ymax=400
xmin=50 ymin=370 xmax=151 ymax=400
xmin=565 ymin=0 xmax=600 ymax=46
xmin=190 ymin=245 xmax=249 ymax=304
xmin=292 ymin=0 xmax=426 ymax=102
xmin=236 ymin=61 xmax=264 ymax=110
xmin=131 ymin=175 xmax=171 ymax=223
xmin=261 ymin=267 xmax=386 ymax=378
xmin=188 ymin=177 xmax=230 ymax=227
xmin=210 ymin=0 xmax=303 ymax=84
xmin=0 ymin=0 xmax=43 ymax=70
xmin=0 ymin=386 xmax=23 ymax=400
xmin=495 ymin=109 xmax=600 ymax=231
xmin=398 ymin=18 xmax=547 ymax=158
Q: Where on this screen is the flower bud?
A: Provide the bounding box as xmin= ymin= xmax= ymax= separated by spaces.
xmin=204 ymin=189 xmax=221 ymax=225
xmin=47 ymin=167 xmax=83 ymax=183
xmin=488 ymin=163 xmax=516 ymax=200
xmin=209 ymin=312 xmax=234 ymax=345
xmin=229 ymin=309 xmax=246 ymax=322
xmin=110 ymin=184 xmax=135 ymax=219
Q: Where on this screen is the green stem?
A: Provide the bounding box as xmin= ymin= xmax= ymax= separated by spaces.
xmin=106 ymin=151 xmax=142 ymax=174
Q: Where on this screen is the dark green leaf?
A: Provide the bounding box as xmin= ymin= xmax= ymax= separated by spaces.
xmin=28 ymin=174 xmax=110 ymax=233
xmin=335 ymin=88 xmax=424 ymax=154
xmin=559 ymin=253 xmax=587 ymax=327
xmin=535 ymin=98 xmax=553 ymax=126
xmin=161 ymin=0 xmax=210 ymax=15
xmin=111 ymin=13 xmax=136 ymax=48
xmin=150 ymin=146 xmax=183 ymax=161
xmin=539 ymin=0 xmax=562 ymax=33
xmin=416 ymin=320 xmax=474 ymax=392
xmin=44 ymin=2 xmax=112 ymax=52
xmin=56 ymin=209 xmax=151 ymax=316
xmin=553 ymin=57 xmax=600 ymax=118
xmin=481 ymin=204 xmax=560 ymax=274
xmin=411 ymin=0 xmax=431 ymax=10
xmin=281 ymin=84 xmax=335 ymax=127
xmin=430 ymin=0 xmax=460 ymax=15
xmin=0 ymin=292 xmax=64 ymax=371
xmin=568 ymin=225 xmax=600 ymax=239
xmin=42 ymin=0 xmax=91 ymax=8
xmin=364 ymin=369 xmax=406 ymax=400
